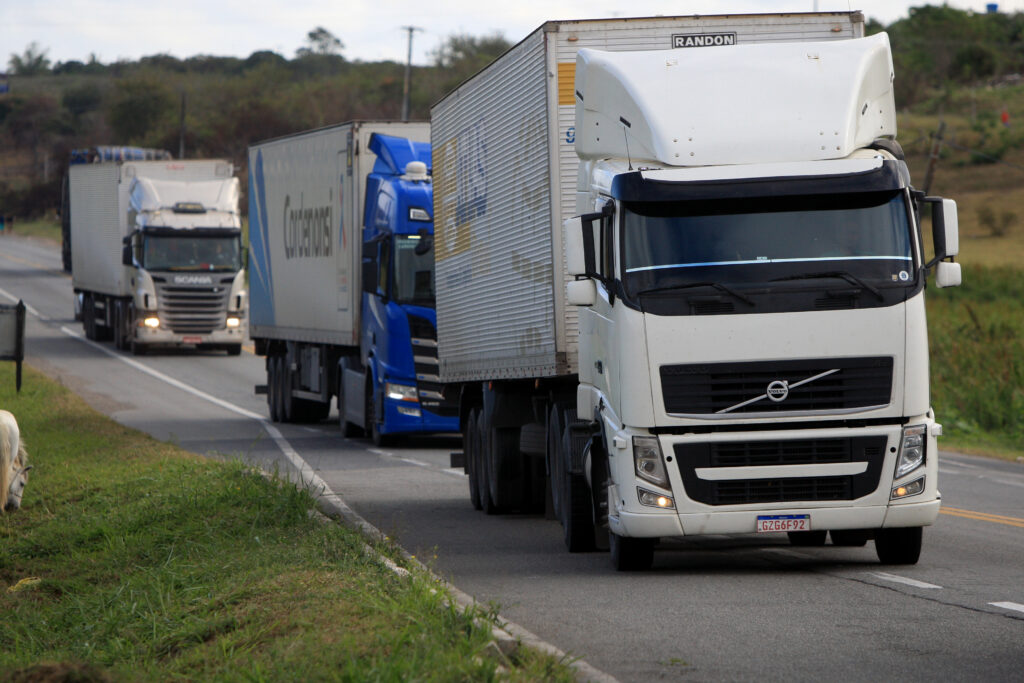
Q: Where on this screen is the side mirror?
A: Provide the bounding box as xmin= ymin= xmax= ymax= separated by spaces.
xmin=564 ymin=213 xmax=601 ymax=278
xmin=567 ymin=279 xmax=596 ymax=306
xmin=935 ymin=261 xmax=962 ymax=288
xmin=361 ymin=261 xmax=377 ymax=294
xmin=926 ymin=197 xmax=959 ymax=261
xmin=121 ymin=233 xmax=134 ymax=266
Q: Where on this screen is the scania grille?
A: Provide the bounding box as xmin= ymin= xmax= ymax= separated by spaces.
xmin=674 ymin=436 xmax=886 ymax=506
xmin=660 ymin=357 xmax=893 ymax=415
xmin=155 ymin=283 xmax=229 ymax=334
xmin=408 ymin=314 xmax=458 ymax=417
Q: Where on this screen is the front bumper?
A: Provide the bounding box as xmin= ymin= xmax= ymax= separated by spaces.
xmin=608 ymin=419 xmax=941 ymax=539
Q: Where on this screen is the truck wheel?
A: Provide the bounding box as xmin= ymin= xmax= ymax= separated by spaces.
xmin=83 ymin=295 xmax=97 ymax=340
xmin=267 ymin=357 xmax=281 ymax=422
xmin=130 ymin=340 xmax=147 ymax=356
xmin=226 ymin=344 xmax=242 ymax=356
xmin=488 ymin=427 xmax=523 ymax=511
xmin=561 ymin=420 xmax=595 ymax=552
xmin=280 ymin=356 xmax=296 ymax=423
xmin=546 ymin=405 xmax=565 ymax=523
xmin=788 ymin=530 xmax=827 ymax=546
xmin=476 ymin=412 xmax=496 ymax=514
xmin=366 ymin=384 xmax=388 ymax=447
xmin=113 ymin=303 xmax=126 ymax=351
xmin=875 ymin=527 xmax=923 ymax=565
xmin=465 ymin=407 xmax=482 ymax=510
xmin=610 ymin=531 xmax=655 ymax=571
xmin=830 ymin=529 xmax=870 ymax=547
xmin=337 ymin=379 xmax=364 ymax=438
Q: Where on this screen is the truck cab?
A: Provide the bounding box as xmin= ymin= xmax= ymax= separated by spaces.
xmin=354 ymin=133 xmax=460 ymax=443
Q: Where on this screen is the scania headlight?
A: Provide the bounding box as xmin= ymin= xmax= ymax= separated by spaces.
xmin=895 ymin=425 xmax=926 ymax=478
xmin=633 ymin=436 xmax=670 ymax=488
xmin=385 ymin=382 xmax=418 ymax=402
xmin=143 ymin=316 xmax=160 ymax=329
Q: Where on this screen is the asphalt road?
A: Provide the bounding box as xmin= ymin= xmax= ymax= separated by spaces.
xmin=2 ymin=233 xmax=1022 ymax=682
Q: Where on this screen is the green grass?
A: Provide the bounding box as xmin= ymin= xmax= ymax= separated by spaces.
xmin=927 ymin=265 xmax=1024 ymax=460
xmin=0 ymin=364 xmax=576 ymax=682
xmin=2 ymin=216 xmax=60 ymax=243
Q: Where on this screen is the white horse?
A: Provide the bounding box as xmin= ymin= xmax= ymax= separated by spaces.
xmin=1 ymin=409 xmax=31 ymax=511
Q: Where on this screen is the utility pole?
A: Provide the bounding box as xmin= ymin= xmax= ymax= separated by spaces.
xmin=178 ymin=90 xmax=186 ymax=159
xmin=922 ymin=120 xmax=946 ymax=196
xmin=401 ymin=26 xmax=421 ymax=121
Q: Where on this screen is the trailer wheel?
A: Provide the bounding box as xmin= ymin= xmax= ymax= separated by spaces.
xmin=477 ymin=412 xmax=497 ymax=514
xmin=280 ymin=356 xmax=296 ymax=423
xmin=875 ymin=527 xmax=922 ymax=565
xmin=113 ymin=302 xmax=127 ymax=351
xmin=267 ymin=356 xmax=281 ymax=422
xmin=488 ymin=427 xmax=523 ymax=512
xmin=274 ymin=356 xmax=288 ymax=422
xmin=464 ymin=407 xmax=482 ymax=509
xmin=546 ymin=405 xmax=565 ymax=523
xmin=609 ymin=531 xmax=655 ymax=571
xmin=83 ymin=295 xmax=97 ymax=340
xmin=788 ymin=530 xmax=827 ymax=546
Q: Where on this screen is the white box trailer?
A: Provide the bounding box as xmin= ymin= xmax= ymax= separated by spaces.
xmin=431 ymin=12 xmax=864 ymax=384
xmin=248 ymin=121 xmax=430 ymax=344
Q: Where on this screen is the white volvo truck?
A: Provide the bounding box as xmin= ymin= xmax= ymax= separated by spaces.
xmin=432 ymin=14 xmax=961 ymax=570
xmin=69 ymin=159 xmax=247 ymax=355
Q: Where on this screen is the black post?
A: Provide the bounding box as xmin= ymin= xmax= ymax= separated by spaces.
xmin=15 ymin=300 xmax=23 ymax=392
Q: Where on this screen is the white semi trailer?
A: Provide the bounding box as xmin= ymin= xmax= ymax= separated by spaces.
xmin=69 ymin=158 xmax=247 ymax=355
xmin=432 ymin=14 xmax=961 ymax=570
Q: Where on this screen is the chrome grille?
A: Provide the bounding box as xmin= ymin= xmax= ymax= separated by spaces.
xmin=408 ymin=314 xmax=458 ymax=417
xmin=154 ymin=280 xmax=230 ymax=334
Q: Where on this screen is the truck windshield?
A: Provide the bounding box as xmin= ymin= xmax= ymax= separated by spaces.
xmin=143 ymin=235 xmax=242 ymax=271
xmin=392 ymin=235 xmax=435 ymax=305
xmin=621 ymin=190 xmax=914 ymax=298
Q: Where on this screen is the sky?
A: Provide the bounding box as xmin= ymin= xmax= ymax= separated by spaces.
xmin=3 ymin=1 xmax=1024 ymax=68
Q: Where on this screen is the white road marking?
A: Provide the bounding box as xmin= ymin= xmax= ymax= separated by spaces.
xmin=872 ymin=572 xmax=942 ymax=589
xmin=400 ymin=457 xmax=431 ymax=468
xmin=989 ymin=602 xmax=1024 ymax=615
xmin=0 ymin=286 xmax=46 ymax=319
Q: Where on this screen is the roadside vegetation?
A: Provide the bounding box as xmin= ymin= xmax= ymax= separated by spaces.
xmin=0 ymin=364 xmax=576 ymax=681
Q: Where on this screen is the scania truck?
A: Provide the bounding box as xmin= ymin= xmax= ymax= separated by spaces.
xmin=247 ymin=122 xmax=459 ymax=442
xmin=68 ymin=156 xmax=247 ymax=355
xmin=432 ymin=14 xmax=961 ymax=570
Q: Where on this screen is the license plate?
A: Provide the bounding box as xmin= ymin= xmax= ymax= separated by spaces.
xmin=756 ymin=515 xmax=810 ymax=533
xmin=183 ymin=336 xmax=202 ymax=344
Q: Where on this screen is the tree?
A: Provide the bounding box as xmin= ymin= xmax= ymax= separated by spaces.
xmin=107 ymin=78 xmax=175 ymax=143
xmin=297 ymin=27 xmax=344 ymax=57
xmin=8 ymin=42 xmax=51 ymax=76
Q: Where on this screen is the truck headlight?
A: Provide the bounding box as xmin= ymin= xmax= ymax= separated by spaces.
xmin=143 ymin=317 xmax=160 ymax=329
xmin=895 ymin=425 xmax=926 ymax=478
xmin=226 ymin=316 xmax=241 ymax=328
xmin=385 ymin=382 xmax=418 ymax=402
xmin=633 ymin=436 xmax=670 ymax=488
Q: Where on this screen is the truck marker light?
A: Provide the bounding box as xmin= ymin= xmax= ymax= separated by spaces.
xmin=143 ymin=317 xmax=160 ymax=328
xmin=891 ymin=477 xmax=925 ymax=499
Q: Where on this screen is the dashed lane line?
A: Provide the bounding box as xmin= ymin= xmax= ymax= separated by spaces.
xmin=872 ymin=572 xmax=942 ymax=589
xmin=990 ymin=602 xmax=1024 ymax=615
xmin=941 ymin=507 xmax=1024 ymax=528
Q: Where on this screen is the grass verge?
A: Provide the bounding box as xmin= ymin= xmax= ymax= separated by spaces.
xmin=0 ymin=364 xmax=577 ymax=682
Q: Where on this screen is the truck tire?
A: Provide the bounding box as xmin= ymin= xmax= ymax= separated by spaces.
xmin=226 ymin=344 xmax=242 ymax=356
xmin=609 ymin=531 xmax=655 ymax=571
xmin=280 ymin=357 xmax=296 ymax=423
xmin=561 ymin=419 xmax=595 ymax=552
xmin=83 ymin=295 xmax=97 ymax=341
xmin=366 ymin=383 xmax=388 ymax=447
xmin=113 ymin=303 xmax=127 ymax=351
xmin=875 ymin=527 xmax=923 ymax=565
xmin=267 ymin=357 xmax=281 ymax=422
xmin=487 ymin=427 xmax=523 ymax=511
xmin=788 ymin=530 xmax=827 ymax=546
xmin=830 ymin=529 xmax=870 ymax=547
xmin=465 ymin=407 xmax=482 ymax=510
xmin=476 ymin=412 xmax=497 ymax=515
xmin=337 ymin=377 xmax=364 ymax=438
xmin=130 ymin=339 xmax=147 ymax=356
xmin=546 ymin=405 xmax=565 ymax=523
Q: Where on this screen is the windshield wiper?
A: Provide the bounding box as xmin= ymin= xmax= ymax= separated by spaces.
xmin=635 ymin=281 xmax=755 ymax=306
xmin=771 ymin=271 xmax=884 ymax=301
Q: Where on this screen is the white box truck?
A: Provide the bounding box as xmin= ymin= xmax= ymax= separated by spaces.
xmin=432 ymin=13 xmax=961 ymax=570
xmin=69 ymin=157 xmax=247 ymax=355
xmin=247 ymin=122 xmax=459 ymax=439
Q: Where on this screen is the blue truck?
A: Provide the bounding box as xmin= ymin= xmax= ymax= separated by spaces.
xmin=248 ymin=122 xmax=459 ymax=443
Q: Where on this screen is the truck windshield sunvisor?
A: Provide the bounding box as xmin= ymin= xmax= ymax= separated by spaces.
xmin=621 ymin=189 xmax=915 ymax=303
xmin=611 ymin=161 xmax=904 ymax=203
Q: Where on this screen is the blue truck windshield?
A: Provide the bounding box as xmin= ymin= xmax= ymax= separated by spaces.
xmin=144 ymin=235 xmax=241 ymax=271
xmin=392 ymin=235 xmax=435 ymax=305
xmin=621 ymin=190 xmax=914 ymax=297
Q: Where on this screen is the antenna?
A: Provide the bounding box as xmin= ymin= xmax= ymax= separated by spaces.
xmin=620 ymin=116 xmax=633 ymax=170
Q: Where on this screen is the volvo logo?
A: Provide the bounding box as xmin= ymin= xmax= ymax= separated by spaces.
xmin=766 ymin=380 xmax=790 ymax=402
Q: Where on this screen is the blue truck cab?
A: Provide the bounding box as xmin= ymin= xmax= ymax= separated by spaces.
xmin=357 ymin=133 xmax=459 ymax=444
